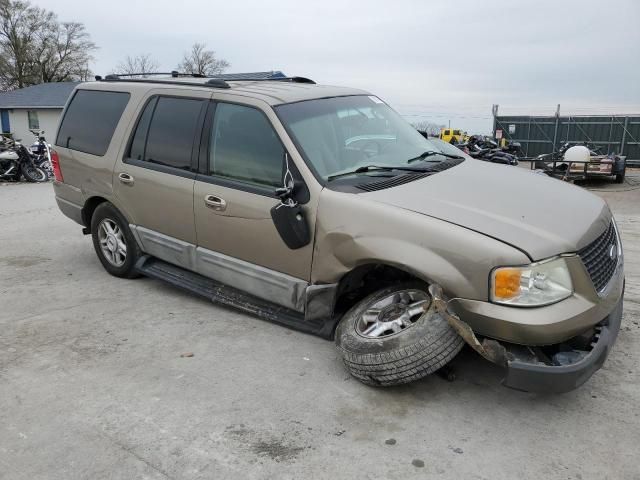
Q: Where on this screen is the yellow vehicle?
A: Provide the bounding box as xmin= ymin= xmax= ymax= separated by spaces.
xmin=439 ymin=128 xmax=465 ymax=144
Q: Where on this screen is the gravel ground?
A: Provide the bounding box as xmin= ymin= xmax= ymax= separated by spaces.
xmin=1 ymin=174 xmax=639 ymax=480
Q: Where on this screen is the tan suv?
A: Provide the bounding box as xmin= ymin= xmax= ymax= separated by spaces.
xmin=51 ymin=73 xmax=624 ymax=393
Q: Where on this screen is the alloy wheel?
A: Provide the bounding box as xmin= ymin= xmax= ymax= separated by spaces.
xmin=97 ymin=218 xmax=127 ymax=267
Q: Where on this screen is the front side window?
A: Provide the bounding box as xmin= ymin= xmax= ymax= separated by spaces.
xmin=28 ymin=110 xmax=39 ymax=130
xmin=56 ymin=90 xmax=130 ymax=156
xmin=276 ymin=95 xmax=451 ymax=180
xmin=127 ymin=96 xmax=204 ymax=170
xmin=209 ymin=103 xmax=284 ymax=187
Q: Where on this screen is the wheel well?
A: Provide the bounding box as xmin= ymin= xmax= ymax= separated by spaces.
xmin=81 ymin=196 xmax=108 ymax=228
xmin=333 ymin=264 xmax=419 ymax=317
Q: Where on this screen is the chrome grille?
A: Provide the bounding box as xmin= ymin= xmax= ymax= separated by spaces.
xmin=578 ymin=221 xmax=619 ymax=292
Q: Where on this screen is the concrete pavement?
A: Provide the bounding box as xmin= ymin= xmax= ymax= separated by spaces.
xmin=1 ymin=178 xmax=639 ymax=480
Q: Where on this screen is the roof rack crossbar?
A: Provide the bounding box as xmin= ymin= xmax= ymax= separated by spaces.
xmin=96 ymin=71 xmax=207 ymax=81
xmin=98 ymin=77 xmax=231 ymax=90
xmin=213 ymin=76 xmax=315 ymax=84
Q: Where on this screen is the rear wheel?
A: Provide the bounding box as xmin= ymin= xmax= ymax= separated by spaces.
xmin=21 ymin=164 xmax=48 ymax=182
xmin=91 ymin=202 xmax=141 ymax=278
xmin=334 ymin=281 xmax=464 ymax=386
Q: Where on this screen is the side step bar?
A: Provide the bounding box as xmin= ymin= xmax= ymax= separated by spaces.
xmin=135 ymin=255 xmax=332 ymax=338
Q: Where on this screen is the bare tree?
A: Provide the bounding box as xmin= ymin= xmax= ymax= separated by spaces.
xmin=177 ymin=43 xmax=229 ymax=76
xmin=35 ymin=21 xmax=96 ymax=83
xmin=115 ymin=53 xmax=159 ymax=77
xmin=0 ymin=0 xmax=96 ymax=90
xmin=411 ymin=120 xmax=446 ymax=137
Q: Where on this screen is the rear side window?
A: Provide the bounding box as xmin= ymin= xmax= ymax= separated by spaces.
xmin=127 ymin=96 xmax=204 ymax=170
xmin=56 ymin=90 xmax=130 ymax=156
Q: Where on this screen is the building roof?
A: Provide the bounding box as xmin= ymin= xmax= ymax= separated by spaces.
xmin=0 ymin=82 xmax=80 ymax=109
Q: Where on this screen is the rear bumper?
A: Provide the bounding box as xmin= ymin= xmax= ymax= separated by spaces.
xmin=53 ymin=181 xmax=84 ymax=226
xmin=501 ymin=290 xmax=623 ymax=393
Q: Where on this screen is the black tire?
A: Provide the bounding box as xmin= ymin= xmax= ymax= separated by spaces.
xmin=90 ymin=202 xmax=141 ymax=278
xmin=335 ymin=281 xmax=464 ymax=386
xmin=20 ymin=163 xmax=48 ymax=182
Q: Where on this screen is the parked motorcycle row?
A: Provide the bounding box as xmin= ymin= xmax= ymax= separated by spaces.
xmin=0 ymin=130 xmax=52 ymax=183
xmin=454 ymin=135 xmax=520 ymax=166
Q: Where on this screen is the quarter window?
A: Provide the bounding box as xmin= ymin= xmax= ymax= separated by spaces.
xmin=209 ymin=103 xmax=284 ymax=187
xmin=56 ymin=90 xmax=130 ymax=156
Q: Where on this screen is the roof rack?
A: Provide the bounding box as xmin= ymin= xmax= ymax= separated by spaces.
xmin=211 ymin=76 xmax=316 ymax=85
xmin=95 ymin=71 xmax=202 ymax=81
xmin=93 ymin=72 xmax=316 ymax=90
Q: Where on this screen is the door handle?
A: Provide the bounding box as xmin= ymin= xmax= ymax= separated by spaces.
xmin=204 ymin=194 xmax=227 ymax=211
xmin=118 ymin=172 xmax=134 ymax=185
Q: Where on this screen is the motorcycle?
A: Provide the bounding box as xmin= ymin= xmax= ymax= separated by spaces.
xmin=29 ymin=130 xmax=54 ymax=178
xmin=456 ymin=135 xmax=518 ymax=166
xmin=0 ymin=136 xmax=48 ymax=182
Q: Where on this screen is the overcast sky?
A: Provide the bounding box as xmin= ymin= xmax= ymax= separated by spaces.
xmin=41 ymin=0 xmax=640 ymax=133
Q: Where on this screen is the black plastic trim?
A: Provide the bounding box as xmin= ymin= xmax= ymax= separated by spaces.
xmin=124 ymin=158 xmax=197 ymax=180
xmin=194 ymin=173 xmax=277 ymax=198
xmin=501 ymin=289 xmax=624 ymax=393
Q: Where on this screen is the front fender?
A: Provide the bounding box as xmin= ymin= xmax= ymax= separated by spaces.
xmin=312 ymin=188 xmax=529 ymax=301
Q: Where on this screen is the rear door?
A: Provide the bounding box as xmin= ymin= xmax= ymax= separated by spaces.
xmin=113 ymin=89 xmax=210 ymax=267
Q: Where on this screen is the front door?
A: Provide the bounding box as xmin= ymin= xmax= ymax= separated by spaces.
xmin=113 ymin=89 xmax=209 ymax=267
xmin=193 ymin=98 xmax=317 ymax=311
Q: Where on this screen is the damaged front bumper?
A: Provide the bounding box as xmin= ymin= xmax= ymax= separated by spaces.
xmin=429 ymin=284 xmax=624 ymax=393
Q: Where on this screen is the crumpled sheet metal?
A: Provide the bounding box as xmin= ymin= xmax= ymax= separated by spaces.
xmin=429 ymin=284 xmax=508 ymax=367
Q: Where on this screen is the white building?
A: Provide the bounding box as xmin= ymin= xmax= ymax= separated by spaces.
xmin=0 ymin=82 xmax=79 ymax=144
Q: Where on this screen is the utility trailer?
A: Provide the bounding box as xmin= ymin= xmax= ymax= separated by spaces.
xmin=532 ymin=149 xmax=627 ymax=183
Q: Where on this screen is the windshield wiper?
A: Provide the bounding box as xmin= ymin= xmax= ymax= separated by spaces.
xmin=327 ymin=165 xmax=429 ymax=181
xmin=407 ymin=150 xmax=463 ymax=163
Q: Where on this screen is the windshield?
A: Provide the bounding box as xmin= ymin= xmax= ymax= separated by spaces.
xmin=276 ymin=95 xmax=459 ymax=180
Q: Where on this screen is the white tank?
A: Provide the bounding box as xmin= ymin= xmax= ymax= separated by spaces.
xmin=0 ymin=150 xmax=19 ymax=160
xmin=563 ymin=145 xmax=590 ymax=163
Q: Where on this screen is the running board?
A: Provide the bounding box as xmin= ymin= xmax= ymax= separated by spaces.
xmin=134 ymin=255 xmax=332 ymax=338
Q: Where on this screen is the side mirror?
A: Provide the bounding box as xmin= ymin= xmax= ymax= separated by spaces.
xmin=270 ymin=200 xmax=310 ymax=250
xmin=270 ymin=180 xmax=310 ymax=250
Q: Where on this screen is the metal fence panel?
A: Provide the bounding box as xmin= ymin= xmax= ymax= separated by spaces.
xmin=494 ymin=114 xmax=640 ymax=166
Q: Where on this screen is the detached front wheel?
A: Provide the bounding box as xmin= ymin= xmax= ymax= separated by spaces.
xmin=335 ymin=282 xmax=464 ymax=386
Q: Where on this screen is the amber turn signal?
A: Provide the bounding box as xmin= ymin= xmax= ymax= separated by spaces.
xmin=493 ymin=268 xmax=521 ymax=299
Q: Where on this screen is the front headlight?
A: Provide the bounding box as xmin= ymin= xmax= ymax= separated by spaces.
xmin=491 ymin=257 xmax=573 ymax=307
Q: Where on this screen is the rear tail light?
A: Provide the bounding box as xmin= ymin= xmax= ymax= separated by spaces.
xmin=50 ymin=149 xmax=63 ymax=182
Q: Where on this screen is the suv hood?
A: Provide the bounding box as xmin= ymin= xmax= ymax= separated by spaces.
xmin=364 ymin=159 xmax=611 ymax=260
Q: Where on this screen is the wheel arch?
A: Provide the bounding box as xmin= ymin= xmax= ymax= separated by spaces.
xmin=81 ymin=196 xmax=109 ymax=227
xmin=332 ymin=262 xmax=425 ymax=319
